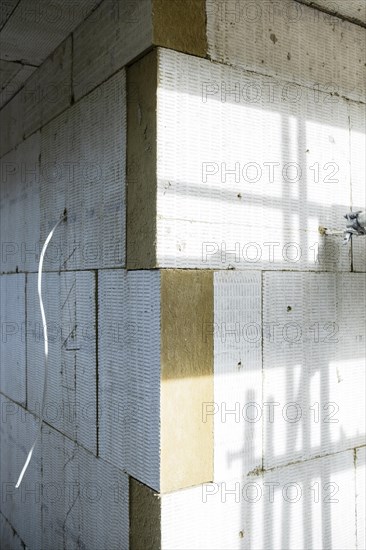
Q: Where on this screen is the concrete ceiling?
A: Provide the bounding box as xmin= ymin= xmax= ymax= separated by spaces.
xmin=0 ymin=0 xmax=100 ymax=108
xmin=297 ymin=0 xmax=366 ymax=25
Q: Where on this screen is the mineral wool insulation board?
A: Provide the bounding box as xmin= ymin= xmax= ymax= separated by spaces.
xmin=206 ymin=0 xmax=366 ymax=103
xmin=0 ymin=132 xmax=41 ymax=274
xmin=0 ymin=274 xmax=26 ymax=404
xmin=155 ymin=49 xmax=352 ymax=270
xmin=40 ymin=69 xmax=126 ymax=271
xmin=161 ymin=450 xmax=357 ymax=550
xmin=26 ymin=271 xmax=97 ymax=454
xmin=263 ymin=272 xmax=366 ymax=470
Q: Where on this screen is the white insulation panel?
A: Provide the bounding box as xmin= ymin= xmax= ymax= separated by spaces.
xmin=0 ymin=132 xmax=40 ymax=274
xmin=98 ymin=269 xmax=161 ymax=491
xmin=297 ymin=0 xmax=366 ymax=25
xmin=356 ymin=447 xmax=366 ymax=550
xmin=0 ymin=274 xmax=26 ymax=404
xmin=73 ymin=0 xmax=152 ymax=100
xmin=0 ymin=61 xmax=36 ymax=110
xmin=214 ymin=271 xmax=262 ymax=481
xmin=207 ymin=0 xmax=366 ymax=103
xmin=0 ymin=0 xmax=100 ymax=65
xmin=350 ymin=102 xmax=366 ymax=273
xmin=0 ymin=395 xmax=42 ymax=549
xmin=263 ymin=272 xmax=365 ymax=469
xmin=41 ymin=425 xmax=129 ymax=550
xmin=26 ymin=271 xmax=97 ymax=453
xmin=40 ymin=70 xmax=126 ymax=270
xmin=161 ymin=450 xmax=357 ymax=550
xmin=0 ymin=82 xmax=23 ymax=158
xmin=0 ymin=36 xmax=71 ymax=158
xmin=0 ymin=511 xmax=25 ymax=550
xmin=0 ymin=397 xmax=128 ymax=550
xmin=22 ymin=37 xmax=72 ymax=140
xmin=156 ymin=49 xmax=351 ymax=270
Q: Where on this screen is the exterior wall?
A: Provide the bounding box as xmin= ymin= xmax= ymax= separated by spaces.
xmin=0 ymin=1 xmax=365 ymax=549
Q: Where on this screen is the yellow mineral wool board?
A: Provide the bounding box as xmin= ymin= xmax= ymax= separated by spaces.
xmin=127 ymin=50 xmax=158 ymax=269
xmin=160 ymin=270 xmax=214 ymax=493
xmin=152 ymin=0 xmax=207 ymax=57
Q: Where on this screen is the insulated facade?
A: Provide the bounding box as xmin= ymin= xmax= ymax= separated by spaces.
xmin=0 ymin=1 xmax=365 ymax=549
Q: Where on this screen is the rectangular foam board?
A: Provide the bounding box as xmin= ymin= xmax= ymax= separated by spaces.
xmin=98 ymin=269 xmax=161 ymax=490
xmin=263 ymin=272 xmax=365 ymax=469
xmin=0 ymin=132 xmax=41 ymax=274
xmin=73 ymin=0 xmax=152 ymax=101
xmin=0 ymin=394 xmax=42 ymax=549
xmin=0 ymin=90 xmax=23 ymax=158
xmin=41 ymin=424 xmax=129 ymax=550
xmin=0 ymin=0 xmax=100 ymax=66
xmin=349 ymin=102 xmax=366 ymax=273
xmin=99 ymin=269 xmax=214 ymax=493
xmin=213 ymin=271 xmax=262 ymax=481
xmin=297 ymin=0 xmax=366 ymax=25
xmin=22 ymin=37 xmax=72 ymax=140
xmin=26 ymin=271 xmax=97 ymax=453
xmin=0 ymin=274 xmax=26 ymax=404
xmin=131 ymin=48 xmax=352 ymax=270
xmin=356 ymin=447 xmax=366 ymax=550
xmin=40 ymin=70 xmax=126 ymax=270
xmin=0 ymin=62 xmax=36 ymax=109
xmin=0 ymin=511 xmax=25 ymax=550
xmin=207 ymin=0 xmax=366 ymax=103
xmin=158 ymin=450 xmax=357 ymax=550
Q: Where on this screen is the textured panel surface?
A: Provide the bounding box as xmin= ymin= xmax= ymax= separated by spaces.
xmin=22 ymin=37 xmax=72 ymax=139
xmin=0 ymin=89 xmax=23 ymax=158
xmin=0 ymin=511 xmax=25 ymax=550
xmin=356 ymin=447 xmax=366 ymax=550
xmin=0 ymin=61 xmax=36 ymax=109
xmin=350 ymin=102 xmax=366 ymax=273
xmin=263 ymin=272 xmax=365 ymax=469
xmin=40 ymin=70 xmax=126 ymax=270
xmin=161 ymin=451 xmax=356 ymax=550
xmin=0 ymin=0 xmax=100 ymax=65
xmin=297 ymin=0 xmax=366 ymax=24
xmin=0 ymin=274 xmax=26 ymax=404
xmin=0 ymin=395 xmax=42 ymax=549
xmin=207 ymin=0 xmax=366 ymax=102
xmin=125 ymin=270 xmax=160 ymax=490
xmin=26 ymin=271 xmax=97 ymax=453
xmin=98 ymin=270 xmax=161 ymax=490
xmin=214 ymin=271 xmax=262 ymax=481
xmin=156 ymin=49 xmax=351 ymax=270
xmin=41 ymin=425 xmax=129 ymax=550
xmin=0 ymin=132 xmax=40 ymax=273
xmin=73 ymin=0 xmax=152 ymax=100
